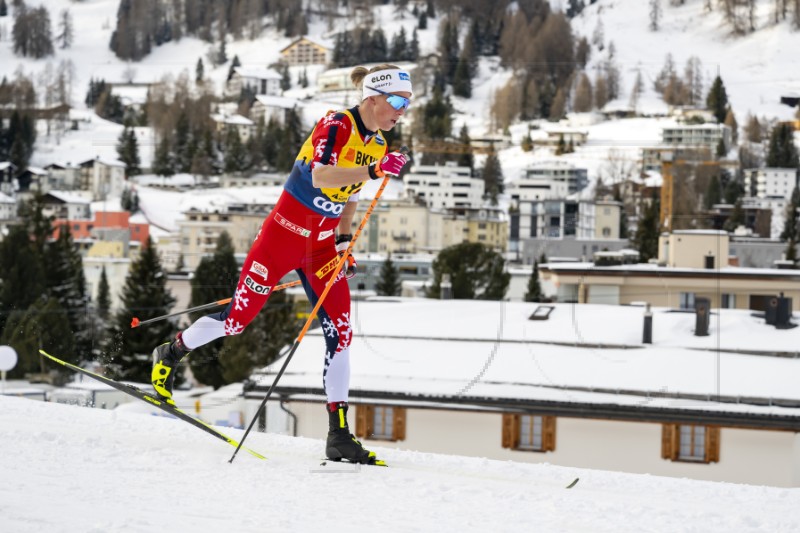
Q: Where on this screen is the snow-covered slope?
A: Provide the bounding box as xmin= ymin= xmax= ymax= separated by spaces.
xmin=2 ymin=395 xmax=799 ymax=532
xmin=3 ymin=0 xmax=798 ymax=188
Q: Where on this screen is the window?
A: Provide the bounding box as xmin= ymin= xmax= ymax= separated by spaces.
xmin=355 ymin=405 xmax=406 ymax=442
xmin=501 ymin=414 xmax=556 ymax=452
xmin=679 ymin=292 xmax=695 ymax=309
xmin=721 ymin=293 xmax=736 ymax=309
xmin=661 ymin=424 xmax=720 ymax=463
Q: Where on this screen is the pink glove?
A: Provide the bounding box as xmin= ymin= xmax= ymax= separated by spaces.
xmin=368 ymin=151 xmax=409 ymax=179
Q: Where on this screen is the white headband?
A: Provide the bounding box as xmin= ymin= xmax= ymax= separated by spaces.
xmin=362 ymin=68 xmax=413 ymax=100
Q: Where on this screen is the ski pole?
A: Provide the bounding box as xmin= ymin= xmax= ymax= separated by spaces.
xmin=229 ymin=151 xmax=405 ymax=463
xmin=130 ymin=279 xmax=302 ymax=328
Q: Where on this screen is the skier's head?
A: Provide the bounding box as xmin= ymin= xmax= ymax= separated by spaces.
xmin=351 ymin=64 xmax=412 ymax=131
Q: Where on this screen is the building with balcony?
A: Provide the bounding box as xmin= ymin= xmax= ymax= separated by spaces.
xmin=507 ymin=161 xmax=588 ymax=202
xmin=404 ymin=162 xmax=484 ymax=209
xmin=744 ymin=168 xmax=798 ymax=200
xmin=279 ymin=36 xmax=331 ymax=66
xmin=661 ymin=123 xmax=731 ymax=153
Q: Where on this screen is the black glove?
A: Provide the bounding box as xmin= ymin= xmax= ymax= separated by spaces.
xmin=335 ymin=234 xmax=357 ymax=279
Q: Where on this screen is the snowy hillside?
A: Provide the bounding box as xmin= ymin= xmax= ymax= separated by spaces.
xmin=571 ymin=0 xmax=800 ymax=122
xmin=2 ymin=395 xmax=799 ymax=533
xmin=2 ymin=0 xmax=798 ymax=176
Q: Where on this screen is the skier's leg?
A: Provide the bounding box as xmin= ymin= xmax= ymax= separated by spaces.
xmin=152 ymin=218 xmax=290 ymax=403
xmin=299 ymin=262 xmax=380 ymax=465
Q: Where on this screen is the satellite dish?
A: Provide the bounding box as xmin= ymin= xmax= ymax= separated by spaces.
xmin=0 ymin=346 xmax=18 ymax=372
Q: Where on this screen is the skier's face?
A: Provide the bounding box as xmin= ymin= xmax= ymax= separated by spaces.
xmin=374 ymin=91 xmax=411 ymax=131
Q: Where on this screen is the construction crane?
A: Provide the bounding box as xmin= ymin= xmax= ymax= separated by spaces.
xmin=657 ymin=149 xmax=727 ymax=230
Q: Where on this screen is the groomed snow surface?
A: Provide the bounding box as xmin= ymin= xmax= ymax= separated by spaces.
xmin=1 ymin=395 xmax=798 ymax=533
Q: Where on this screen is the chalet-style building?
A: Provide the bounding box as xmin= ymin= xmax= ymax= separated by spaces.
xmin=279 ymin=36 xmax=331 ymax=66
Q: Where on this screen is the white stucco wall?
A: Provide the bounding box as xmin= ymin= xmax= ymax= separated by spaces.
xmin=275 ymin=401 xmax=800 ymax=487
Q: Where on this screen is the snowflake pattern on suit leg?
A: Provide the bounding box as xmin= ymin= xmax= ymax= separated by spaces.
xmin=234 ymin=286 xmax=250 ymax=311
xmin=224 ymin=318 xmax=244 ymax=336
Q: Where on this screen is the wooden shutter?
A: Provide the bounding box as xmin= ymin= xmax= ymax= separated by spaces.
xmin=543 ymin=416 xmax=557 ymax=452
xmin=706 ymin=426 xmax=720 ymax=463
xmin=502 ymin=414 xmax=520 ymax=449
xmin=661 ymin=424 xmax=678 ymax=460
xmin=392 ymin=407 xmax=406 ymax=442
xmin=355 ymin=405 xmax=374 ymax=439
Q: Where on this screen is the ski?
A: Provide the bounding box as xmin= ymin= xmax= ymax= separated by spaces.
xmin=39 ymin=350 xmax=266 ymax=461
xmin=566 ymin=477 xmax=580 ymax=489
xmin=319 ymin=458 xmax=388 ymax=467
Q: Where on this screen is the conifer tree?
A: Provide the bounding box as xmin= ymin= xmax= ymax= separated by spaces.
xmin=766 ymin=123 xmax=800 ymax=168
xmin=105 ymin=237 xmax=176 ymax=383
xmin=276 ymin=107 xmax=304 ymax=172
xmin=186 ymin=231 xmax=238 ymax=389
xmin=116 ymin=126 xmax=140 ymax=178
xmin=152 ymin=136 xmax=174 ymax=177
xmin=524 ymin=261 xmax=543 ymax=302
xmin=97 ymin=267 xmax=111 ymax=321
xmin=704 ymin=174 xmax=722 ymax=209
xmin=457 ymin=124 xmax=474 ymax=171
xmin=0 ymin=225 xmax=46 ymax=335
xmin=391 ymin=26 xmax=408 ymax=61
xmin=428 ymin=242 xmax=509 ymax=300
xmin=227 ymin=55 xmax=241 ymax=82
xmin=781 ymin=186 xmax=800 ymax=243
xmin=481 ymin=150 xmax=504 ymax=206
xmin=0 ymin=297 xmax=76 ymax=379
xmin=47 ymin=225 xmax=90 ymax=354
xmin=706 ymin=75 xmax=729 ymax=124
xmin=723 ymin=199 xmax=745 ymax=232
xmin=56 ymin=8 xmax=73 ymax=49
xmin=224 ymin=128 xmax=249 ymax=172
xmin=195 ymin=58 xmax=204 ymax=84
xmin=375 ymin=254 xmax=402 ymax=297
xmin=633 ymin=193 xmax=661 ymax=262
xmin=438 ymin=16 xmax=460 ymax=84
xmin=0 ymin=0 xmax=7 ymax=17
xmin=452 ymin=57 xmax=472 ymax=98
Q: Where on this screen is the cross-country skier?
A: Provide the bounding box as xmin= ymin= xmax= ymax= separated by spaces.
xmin=150 ymin=64 xmax=412 ymax=465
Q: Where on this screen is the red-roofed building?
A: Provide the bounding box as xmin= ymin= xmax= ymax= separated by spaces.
xmin=52 ymin=210 xmax=149 ymax=245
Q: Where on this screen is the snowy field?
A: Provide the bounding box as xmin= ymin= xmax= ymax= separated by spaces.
xmin=1 ymin=395 xmax=799 ymax=533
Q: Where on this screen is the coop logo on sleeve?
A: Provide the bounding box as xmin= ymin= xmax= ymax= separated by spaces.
xmin=249 ymin=261 xmax=268 ymax=280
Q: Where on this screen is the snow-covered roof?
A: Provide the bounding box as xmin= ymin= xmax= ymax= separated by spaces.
xmin=211 ymin=113 xmax=254 ymax=126
xmin=21 ymin=166 xmax=48 ymax=175
xmin=254 ymin=94 xmax=301 ymax=109
xmin=252 ymin=300 xmax=800 ymax=424
xmin=0 ymin=192 xmax=14 ymax=203
xmin=233 ymin=66 xmax=281 ymax=80
xmin=46 ymin=190 xmax=91 ymax=205
xmin=280 ymin=35 xmax=334 ymax=52
xmin=0 ymin=162 xmax=16 ymax=171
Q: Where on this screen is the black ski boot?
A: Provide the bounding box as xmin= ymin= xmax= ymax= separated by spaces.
xmin=151 ymin=334 xmax=191 ymax=405
xmin=325 ymin=402 xmax=385 ymax=466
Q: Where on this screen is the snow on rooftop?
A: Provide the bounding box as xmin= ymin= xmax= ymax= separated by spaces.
xmin=256 ymin=299 xmax=800 ymax=416
xmin=136 ymin=184 xmax=283 ymax=232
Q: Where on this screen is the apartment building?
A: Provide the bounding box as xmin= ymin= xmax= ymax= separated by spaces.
xmin=744 ymin=167 xmax=798 ymax=199
xmin=404 ymin=162 xmax=484 ymax=209
xmin=348 ymin=199 xmax=507 ymax=255
xmin=661 ymin=123 xmax=731 ymax=153
xmin=279 ymin=36 xmax=331 ymax=66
